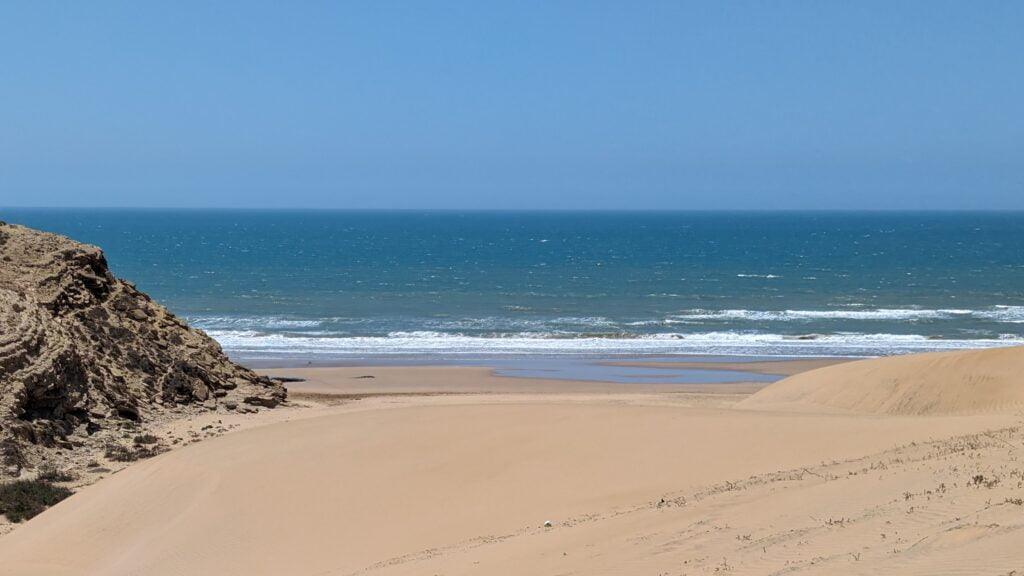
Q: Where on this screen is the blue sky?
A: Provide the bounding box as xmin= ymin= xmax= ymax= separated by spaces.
xmin=1 ymin=1 xmax=1022 ymax=209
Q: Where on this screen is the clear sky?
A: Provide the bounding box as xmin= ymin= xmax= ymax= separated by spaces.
xmin=1 ymin=1 xmax=1022 ymax=210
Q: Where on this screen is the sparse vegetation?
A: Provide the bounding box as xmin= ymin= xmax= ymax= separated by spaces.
xmin=36 ymin=464 xmax=75 ymax=483
xmin=133 ymin=433 xmax=160 ymax=445
xmin=105 ymin=442 xmax=161 ymax=462
xmin=0 ymin=479 xmax=73 ymax=522
xmin=969 ymin=474 xmax=1000 ymax=489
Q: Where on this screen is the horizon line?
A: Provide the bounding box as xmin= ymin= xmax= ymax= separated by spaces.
xmin=3 ymin=206 xmax=1024 ymax=213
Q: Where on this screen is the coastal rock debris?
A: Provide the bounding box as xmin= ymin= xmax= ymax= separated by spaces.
xmin=0 ymin=221 xmax=285 ymax=476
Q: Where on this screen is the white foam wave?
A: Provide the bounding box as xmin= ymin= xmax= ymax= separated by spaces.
xmin=423 ymin=316 xmax=618 ymax=331
xmin=208 ymin=329 xmax=1024 ymax=359
xmin=974 ymin=306 xmax=1024 ymax=323
xmin=189 ymin=306 xmax=1024 ymax=344
xmin=668 ymin=308 xmax=987 ymax=322
xmin=190 ymin=316 xmax=325 ymax=330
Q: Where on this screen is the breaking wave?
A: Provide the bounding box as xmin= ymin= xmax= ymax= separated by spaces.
xmin=207 ymin=329 xmax=1023 ymax=360
xmin=189 ymin=305 xmax=1024 ymax=360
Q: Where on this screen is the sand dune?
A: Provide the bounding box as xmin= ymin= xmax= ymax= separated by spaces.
xmin=2 ymin=357 xmax=1023 ymax=575
xmin=742 ymin=346 xmax=1024 ymax=415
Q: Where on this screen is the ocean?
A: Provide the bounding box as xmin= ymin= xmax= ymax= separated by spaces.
xmin=3 ymin=209 xmax=1023 ymax=362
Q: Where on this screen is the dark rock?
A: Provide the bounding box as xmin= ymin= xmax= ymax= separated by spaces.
xmin=243 ymin=394 xmax=283 ymax=409
xmin=191 ymin=382 xmax=211 ymax=402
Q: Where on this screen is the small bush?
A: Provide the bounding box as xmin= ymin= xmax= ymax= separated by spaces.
xmin=0 ymin=479 xmax=73 ymax=522
xmin=133 ymin=434 xmax=160 ymax=445
xmin=105 ymin=443 xmax=160 ymax=462
xmin=969 ymin=474 xmax=1000 ymax=489
xmin=36 ymin=464 xmax=75 ymax=483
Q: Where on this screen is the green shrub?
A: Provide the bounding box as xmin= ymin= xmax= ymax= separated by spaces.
xmin=0 ymin=479 xmax=73 ymax=522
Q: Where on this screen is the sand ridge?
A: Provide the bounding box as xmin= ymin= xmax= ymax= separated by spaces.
xmin=742 ymin=345 xmax=1024 ymax=415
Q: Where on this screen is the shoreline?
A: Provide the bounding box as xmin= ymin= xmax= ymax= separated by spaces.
xmin=237 ymin=351 xmax=853 ymax=367
xmin=261 ymin=365 xmax=770 ymax=398
xmin=214 ymin=332 xmax=1024 ymax=364
xmin=244 ymin=353 xmax=852 ymax=387
xmin=599 ymin=356 xmax=854 ymax=376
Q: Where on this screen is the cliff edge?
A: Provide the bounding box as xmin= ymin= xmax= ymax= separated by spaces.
xmin=0 ymin=221 xmax=285 ymax=476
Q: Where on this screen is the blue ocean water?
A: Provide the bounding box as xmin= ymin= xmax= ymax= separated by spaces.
xmin=3 ymin=209 xmax=1023 ymax=361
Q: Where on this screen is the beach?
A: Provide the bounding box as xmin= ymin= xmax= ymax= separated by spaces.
xmin=5 ymin=2 xmax=1023 ymax=573
xmin=3 ymin=351 xmax=1023 ymax=575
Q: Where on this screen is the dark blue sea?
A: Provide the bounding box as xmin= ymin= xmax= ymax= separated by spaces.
xmin=4 ymin=209 xmax=1024 ymax=362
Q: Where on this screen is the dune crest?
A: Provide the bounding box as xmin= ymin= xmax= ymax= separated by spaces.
xmin=741 ymin=346 xmax=1024 ymax=415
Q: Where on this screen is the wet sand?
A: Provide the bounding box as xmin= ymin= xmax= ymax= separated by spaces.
xmin=602 ymin=356 xmax=853 ymax=376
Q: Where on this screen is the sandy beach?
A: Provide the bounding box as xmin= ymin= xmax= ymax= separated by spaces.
xmin=1 ymin=350 xmax=1023 ymax=575
xmin=5 ymin=2 xmax=1022 ymax=573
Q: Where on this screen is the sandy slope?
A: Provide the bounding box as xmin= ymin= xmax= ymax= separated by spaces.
xmin=2 ymin=355 xmax=1024 ymax=575
xmin=742 ymin=345 xmax=1024 ymax=415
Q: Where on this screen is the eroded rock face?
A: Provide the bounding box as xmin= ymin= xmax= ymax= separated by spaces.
xmin=0 ymin=222 xmax=285 ymax=475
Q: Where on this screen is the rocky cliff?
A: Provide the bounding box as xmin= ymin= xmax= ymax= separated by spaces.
xmin=0 ymin=221 xmax=285 ymax=476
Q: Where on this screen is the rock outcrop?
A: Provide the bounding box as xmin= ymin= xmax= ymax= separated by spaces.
xmin=0 ymin=221 xmax=285 ymax=476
